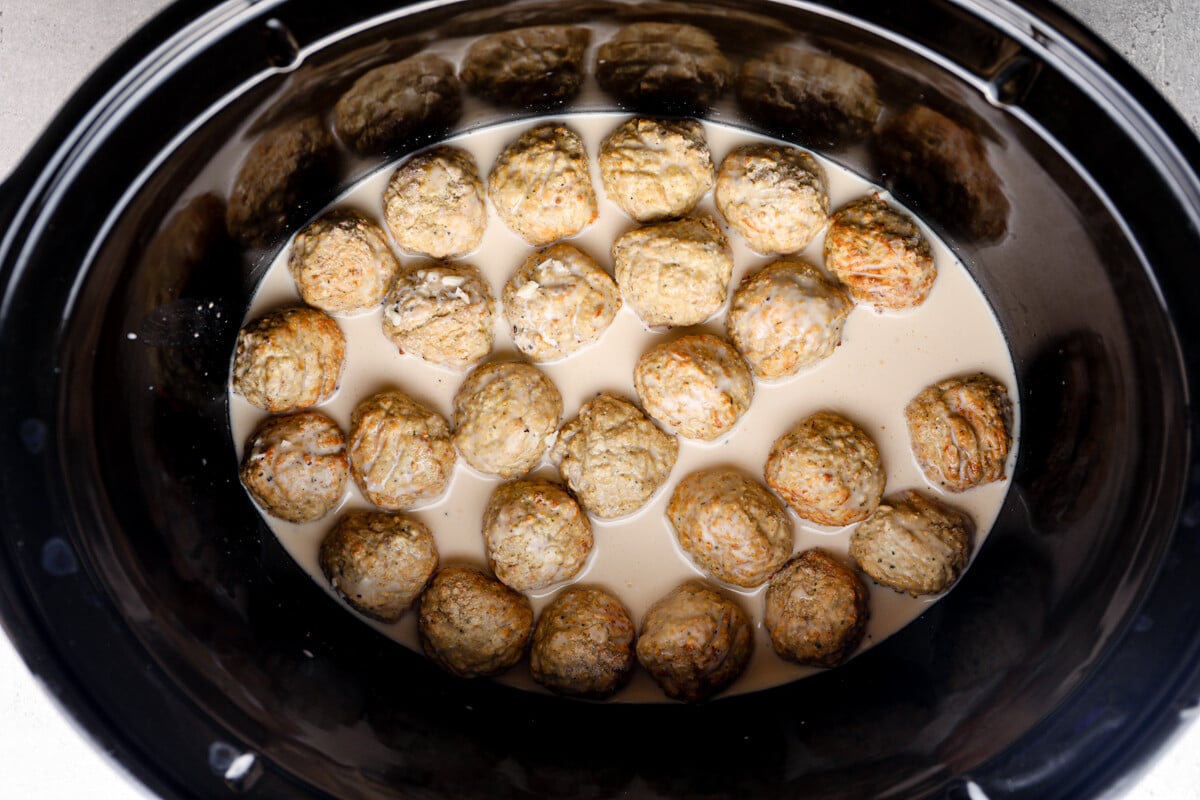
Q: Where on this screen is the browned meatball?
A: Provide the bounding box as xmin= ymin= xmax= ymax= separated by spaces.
xmin=595 ymin=23 xmax=731 ymax=111
xmin=348 ymin=390 xmax=456 ymax=510
xmin=319 ymin=510 xmax=438 ymax=622
xmin=598 ymin=117 xmax=715 ymax=223
xmin=240 ymin=411 xmax=348 ymax=523
xmin=667 ymin=469 xmax=793 ymax=588
xmin=715 ymin=143 xmax=829 ymax=255
xmin=764 ymin=549 xmax=869 ymax=668
xmin=824 ymin=195 xmax=935 ymax=311
xmin=460 ymin=26 xmax=590 ymax=108
xmin=633 ymin=334 xmax=753 ymax=441
xmin=483 ymin=479 xmax=592 ymax=592
xmin=530 ymin=586 xmax=636 ymax=698
xmin=850 ymin=490 xmax=974 ymax=596
xmin=451 ymin=361 xmax=562 ymax=478
xmin=334 ymin=53 xmax=462 ymax=154
xmin=765 ymin=411 xmax=885 ymax=526
xmin=905 ymin=374 xmax=1013 ymax=492
xmin=289 ymin=210 xmax=399 ymax=315
xmin=381 ymin=262 xmax=496 ymax=370
xmin=418 ymin=566 xmax=533 ymax=679
xmin=636 ymin=581 xmax=753 ymax=702
xmin=232 ymin=307 xmax=346 ymax=413
xmin=383 ymin=145 xmax=486 ymax=259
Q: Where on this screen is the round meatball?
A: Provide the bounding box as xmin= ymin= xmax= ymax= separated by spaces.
xmin=633 ymin=334 xmax=753 ymax=440
xmin=334 ymin=53 xmax=462 ymax=154
xmin=289 ymin=210 xmax=399 ymax=315
xmin=714 ymin=143 xmax=829 ymax=254
xmin=418 ymin=566 xmax=533 ymax=679
xmin=765 ymin=411 xmax=885 ymax=527
xmin=460 ymin=25 xmax=590 ymax=108
xmin=240 ymin=411 xmax=348 ymax=523
xmin=530 ymin=586 xmax=635 ymax=698
xmin=381 ymin=262 xmax=495 ymax=369
xmin=452 ymin=362 xmax=562 ymax=478
xmin=850 ymin=490 xmax=974 ymax=596
xmin=636 ymin=581 xmax=753 ymax=702
xmin=594 ymin=23 xmax=731 ymax=112
xmin=233 ymin=306 xmax=346 ymax=413
xmin=502 ymin=243 xmax=621 ymax=362
xmin=319 ymin=510 xmax=438 ymax=622
xmin=725 ymin=260 xmax=853 ymax=379
xmin=348 ymin=390 xmax=456 ymax=510
xmin=550 ymin=393 xmax=679 ymax=519
xmin=383 ymin=145 xmax=486 ymax=259
xmin=764 ymin=549 xmax=869 ymax=668
xmin=905 ymin=374 xmax=1013 ymax=492
xmin=667 ymin=469 xmax=793 ymax=588
xmin=483 ymin=479 xmax=593 ymax=592
xmin=612 ymin=215 xmax=733 ymax=328
xmin=598 ymin=117 xmax=715 ymax=222
xmin=488 ymin=123 xmax=597 ymax=245
xmin=825 ymin=195 xmax=936 ymax=310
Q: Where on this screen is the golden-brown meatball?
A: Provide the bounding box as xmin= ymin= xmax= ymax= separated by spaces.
xmin=289 ymin=210 xmax=399 ymax=315
xmin=460 ymin=26 xmax=590 ymax=108
xmin=667 ymin=469 xmax=794 ymax=588
xmin=334 ymin=53 xmax=462 ymax=154
xmin=725 ymin=260 xmax=853 ymax=380
xmin=530 ymin=586 xmax=635 ymax=698
xmin=714 ymin=143 xmax=829 ymax=254
xmin=233 ymin=307 xmax=346 ymax=413
xmin=905 ymin=374 xmax=1013 ymax=492
xmin=383 ymin=145 xmax=486 ymax=259
xmin=550 ymin=393 xmax=678 ymax=519
xmin=488 ymin=123 xmax=597 ymax=245
xmin=348 ymin=390 xmax=456 ymax=510
xmin=633 ymin=334 xmax=753 ymax=440
xmin=636 ymin=581 xmax=753 ymax=702
xmin=418 ymin=566 xmax=533 ymax=679
xmin=612 ymin=215 xmax=733 ymax=328
xmin=594 ymin=23 xmax=731 ymax=111
xmin=598 ymin=117 xmax=715 ymax=222
xmin=239 ymin=411 xmax=348 ymax=523
xmin=824 ymin=195 xmax=935 ymax=311
xmin=319 ymin=510 xmax=438 ymax=622
xmin=483 ymin=479 xmax=593 ymax=592
xmin=451 ymin=362 xmax=562 ymax=478
xmin=764 ymin=549 xmax=869 ymax=668
xmin=765 ymin=411 xmax=885 ymax=527
xmin=850 ymin=490 xmax=974 ymax=596
xmin=381 ymin=262 xmax=495 ymax=369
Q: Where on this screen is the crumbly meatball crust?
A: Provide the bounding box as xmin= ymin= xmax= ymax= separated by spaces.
xmin=334 ymin=53 xmax=462 ymax=154
xmin=382 ymin=262 xmax=495 ymax=369
xmin=483 ymin=479 xmax=593 ymax=592
xmin=289 ymin=210 xmax=399 ymax=315
xmin=418 ymin=566 xmax=534 ymax=679
xmin=384 ymin=145 xmax=487 ymax=259
xmin=764 ymin=549 xmax=869 ymax=668
xmin=319 ymin=510 xmax=438 ymax=622
xmin=595 ymin=23 xmax=731 ymax=111
xmin=240 ymin=411 xmax=348 ymax=523
xmin=599 ymin=117 xmax=715 ymax=222
xmin=633 ymin=334 xmax=754 ymax=440
xmin=233 ymin=306 xmax=346 ymax=413
xmin=905 ymin=374 xmax=1013 ymax=492
xmin=530 ymin=586 xmax=636 ymax=698
xmin=715 ymin=143 xmax=829 ymax=254
xmin=825 ymin=195 xmax=935 ymax=310
xmin=451 ymin=361 xmax=562 ymax=478
xmin=765 ymin=411 xmax=885 ymax=527
xmin=348 ymin=390 xmax=456 ymax=510
xmin=461 ymin=26 xmax=591 ymax=108
xmin=667 ymin=469 xmax=794 ymax=588
xmin=550 ymin=393 xmax=679 ymax=519
xmin=850 ymin=490 xmax=974 ymax=596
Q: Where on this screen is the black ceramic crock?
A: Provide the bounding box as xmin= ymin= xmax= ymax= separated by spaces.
xmin=1 ymin=1 xmax=1199 ymax=797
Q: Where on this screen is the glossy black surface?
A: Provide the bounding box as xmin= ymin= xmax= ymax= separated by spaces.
xmin=0 ymin=1 xmax=1198 ymax=797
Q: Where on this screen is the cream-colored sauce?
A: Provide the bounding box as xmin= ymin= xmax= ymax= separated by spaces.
xmin=229 ymin=113 xmax=1020 ymax=702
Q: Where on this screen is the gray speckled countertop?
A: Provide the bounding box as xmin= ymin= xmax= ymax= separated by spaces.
xmin=0 ymin=1 xmax=1198 ymax=797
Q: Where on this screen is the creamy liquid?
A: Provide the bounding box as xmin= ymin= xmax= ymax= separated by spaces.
xmin=229 ymin=114 xmax=1020 ymax=701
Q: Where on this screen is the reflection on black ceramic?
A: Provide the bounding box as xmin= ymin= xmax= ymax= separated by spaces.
xmin=460 ymin=25 xmax=591 ymax=109
xmin=595 ymin=22 xmax=731 ymax=111
xmin=334 ymin=53 xmax=463 ymax=155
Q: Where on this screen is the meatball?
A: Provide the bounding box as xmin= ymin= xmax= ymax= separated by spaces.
xmin=381 ymin=262 xmax=495 ymax=369
xmin=383 ymin=145 xmax=486 ymax=259
xmin=595 ymin=23 xmax=731 ymax=112
xmin=483 ymin=479 xmax=593 ymax=592
xmin=633 ymin=334 xmax=753 ymax=440
xmin=905 ymin=374 xmax=1013 ymax=492
xmin=451 ymin=361 xmax=562 ymax=478
xmin=530 ymin=586 xmax=635 ymax=698
xmin=319 ymin=510 xmax=438 ymax=622
xmin=334 ymin=53 xmax=462 ymax=154
xmin=765 ymin=411 xmax=885 ymax=527
xmin=714 ymin=143 xmax=829 ymax=255
xmin=725 ymin=260 xmax=853 ymax=380
xmin=418 ymin=566 xmax=533 ymax=679
xmin=850 ymin=490 xmax=974 ymax=596
xmin=636 ymin=581 xmax=753 ymax=702
xmin=348 ymin=390 xmax=456 ymax=510
xmin=488 ymin=123 xmax=598 ymax=245
xmin=598 ymin=117 xmax=715 ymax=222
xmin=233 ymin=306 xmax=346 ymax=413
xmin=667 ymin=469 xmax=793 ymax=588
xmin=736 ymin=47 xmax=881 ymax=146
xmin=239 ymin=411 xmax=348 ymax=523
xmin=501 ymin=243 xmax=621 ymax=362
xmin=289 ymin=210 xmax=399 ymax=315
xmin=764 ymin=549 xmax=869 ymax=668
xmin=611 ymin=215 xmax=733 ymax=327
xmin=461 ymin=25 xmax=590 ymax=108
xmin=824 ymin=195 xmax=935 ymax=311
xmin=550 ymin=393 xmax=679 ymax=519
